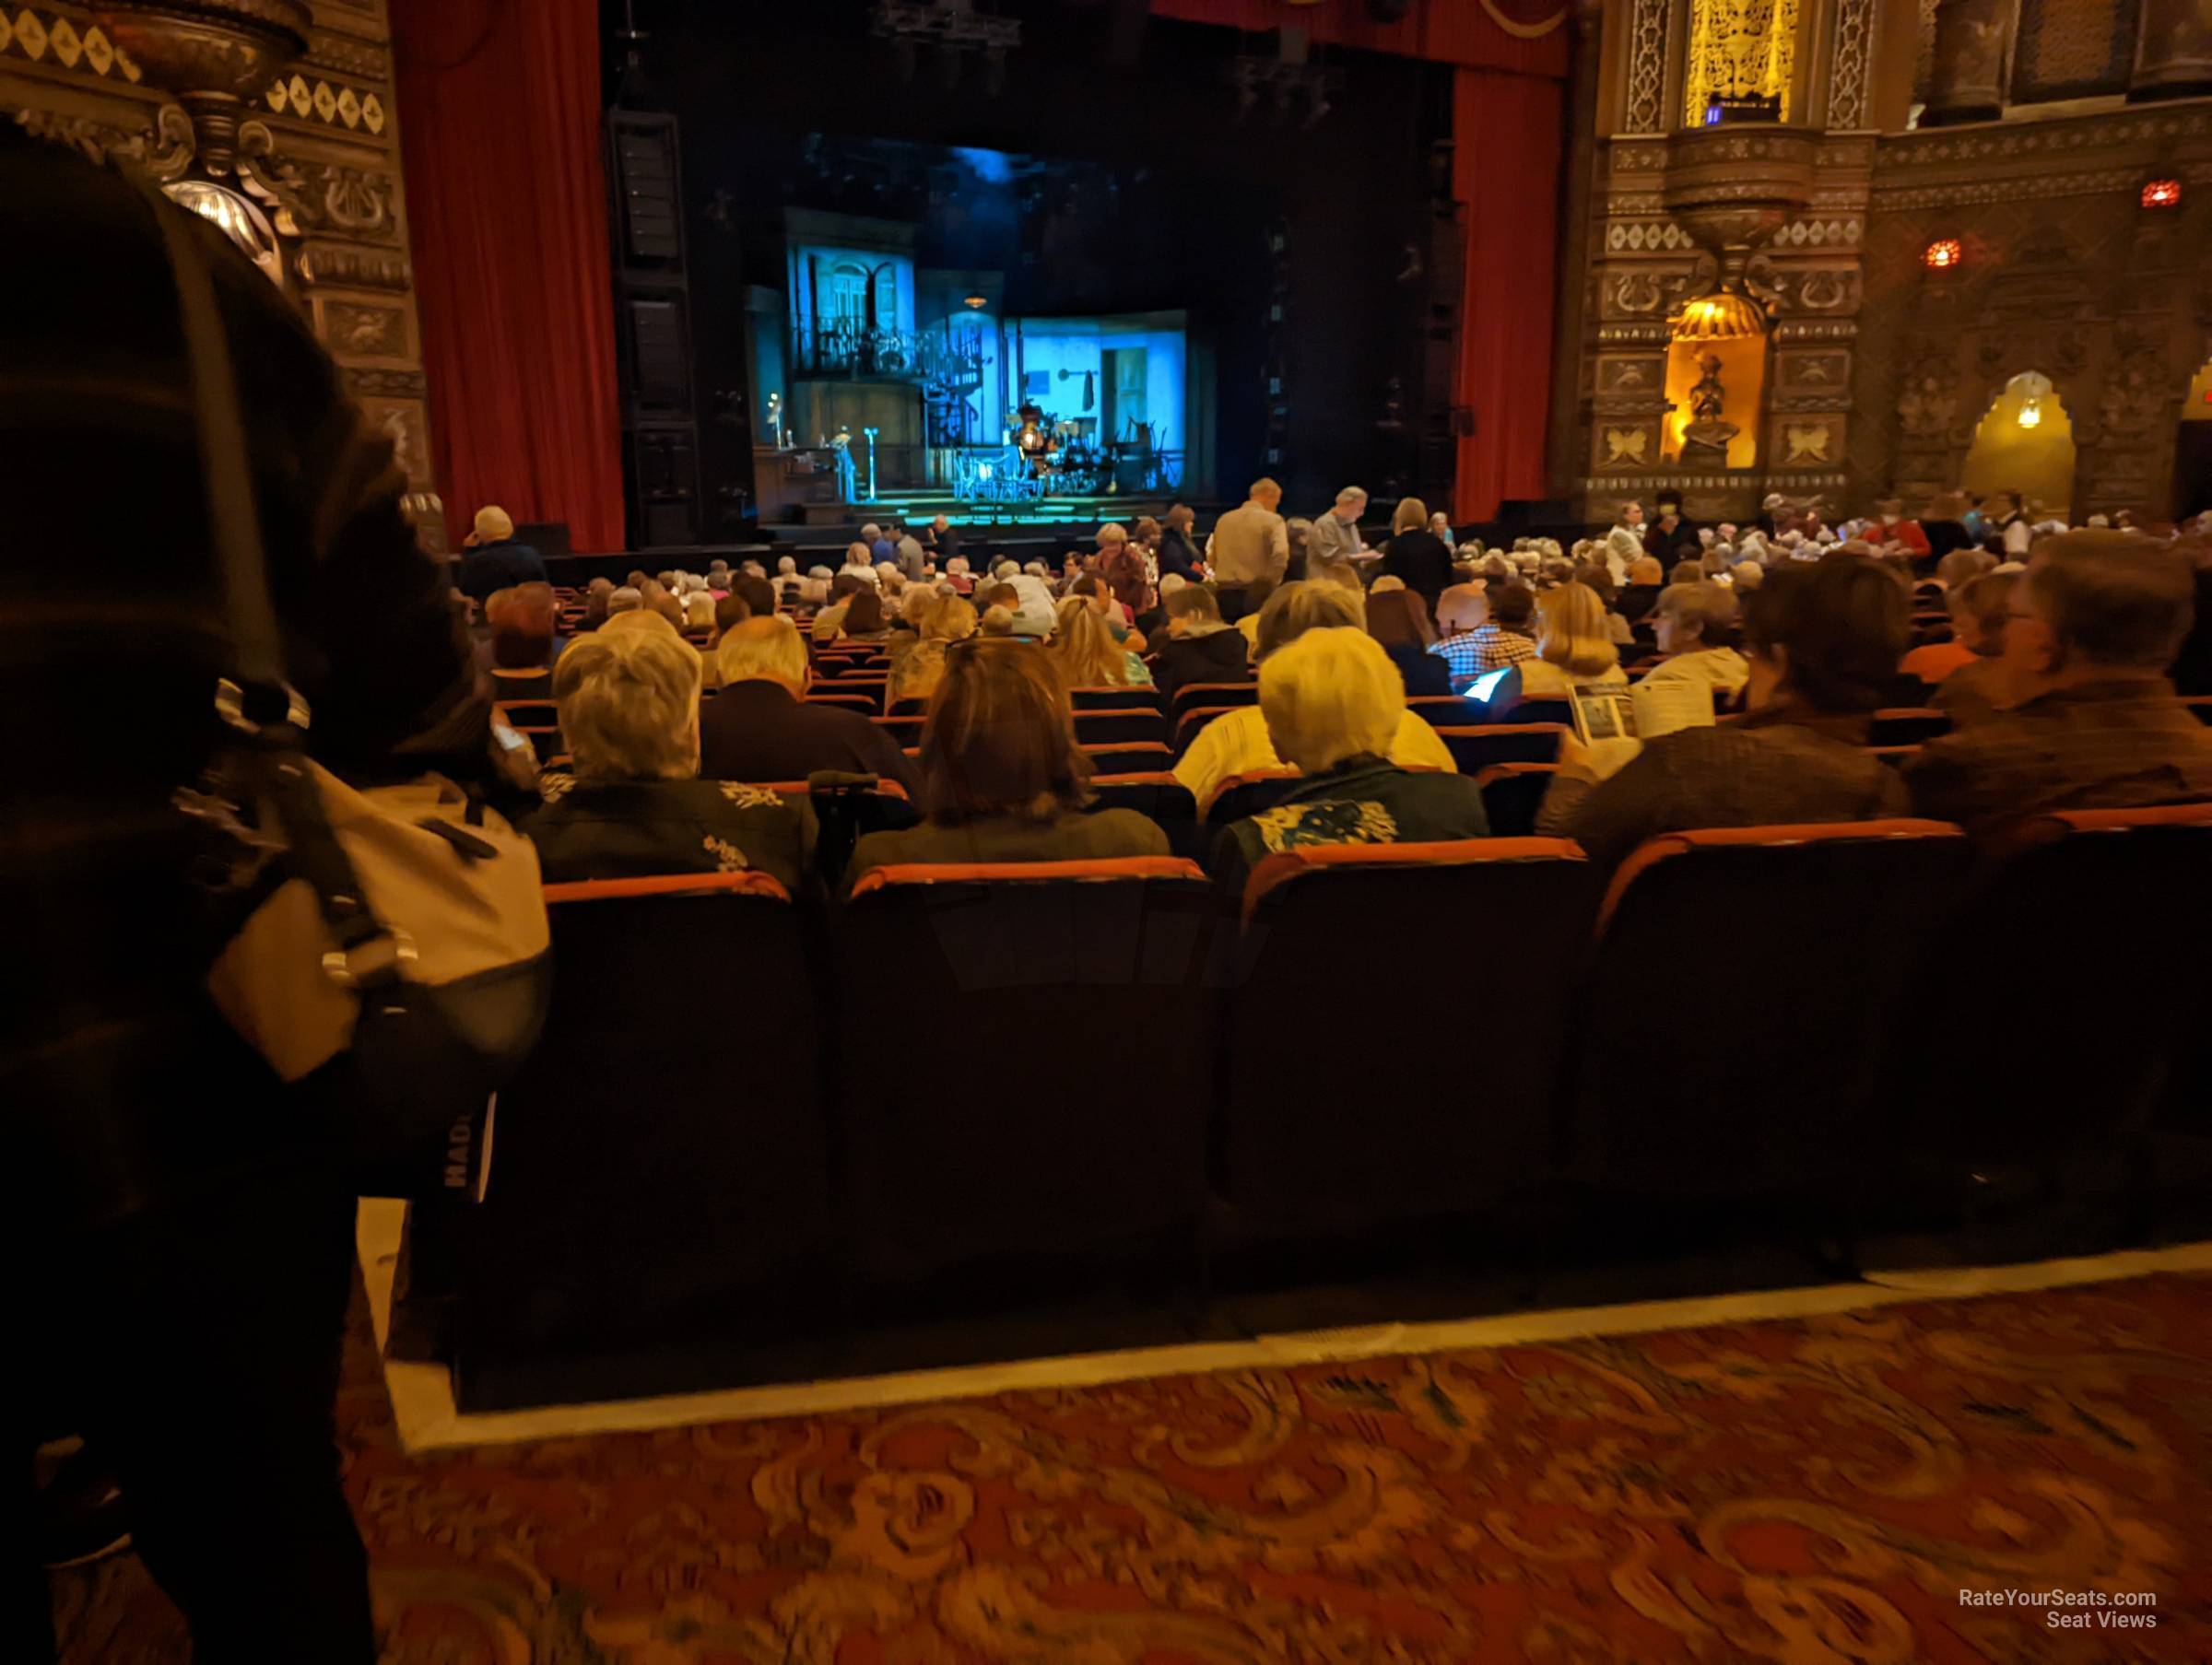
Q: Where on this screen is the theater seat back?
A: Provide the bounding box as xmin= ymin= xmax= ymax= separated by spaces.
xmin=1223 ymin=839 xmax=1595 ymax=1238
xmin=1572 ymin=821 xmax=1970 ymax=1198
xmin=836 ymin=859 xmax=1221 ymax=1297
xmin=455 ymin=874 xmax=832 ymax=1401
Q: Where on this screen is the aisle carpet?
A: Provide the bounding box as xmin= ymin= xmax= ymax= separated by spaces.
xmin=55 ymin=1272 xmax=2212 ymax=1663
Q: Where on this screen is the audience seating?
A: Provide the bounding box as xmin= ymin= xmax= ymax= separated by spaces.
xmin=1220 ymin=839 xmax=1595 ymax=1247
xmin=1202 ymin=768 xmax=1303 ymax=826
xmin=1080 ymin=741 xmax=1176 ymax=776
xmin=1567 ymin=820 xmax=1971 ymax=1210
xmin=1171 ymin=706 xmax=1242 ymax=756
xmin=1074 ymin=708 xmax=1167 ymax=746
xmin=1430 ymin=723 xmax=1565 ymax=775
xmin=1168 ymin=682 xmax=1257 ymax=730
xmin=1086 ymin=773 xmax=1200 ymax=857
xmin=1070 ymin=684 xmax=1165 ymax=711
xmin=872 ymin=714 xmax=926 ymax=747
xmin=494 ymin=699 xmax=563 ymax=762
xmin=805 ymin=691 xmax=879 ymax=717
xmin=2183 ymin=696 xmax=2212 ymax=725
xmin=1502 ymin=697 xmax=1572 ymax=727
xmin=1474 ymin=762 xmax=1558 ymax=836
xmin=450 ymin=873 xmax=834 ymax=1404
xmin=1865 ymin=745 xmax=1922 ymax=768
xmin=1406 ymin=696 xmax=1479 ymax=732
xmin=1895 ymin=803 xmax=2212 ymax=1191
xmin=835 ymin=859 xmax=1220 ymax=1298
xmin=1868 ymin=708 xmax=1951 ymax=745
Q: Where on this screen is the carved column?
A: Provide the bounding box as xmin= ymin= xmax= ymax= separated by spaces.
xmin=1546 ymin=0 xmax=1607 ymax=495
xmin=2131 ymin=0 xmax=2212 ymax=101
xmin=1920 ymin=0 xmax=2015 ymax=127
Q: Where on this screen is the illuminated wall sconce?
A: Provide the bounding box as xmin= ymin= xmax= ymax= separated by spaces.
xmin=1923 ymin=237 xmax=1963 ymax=271
xmin=2140 ymin=178 xmax=2182 ymax=210
xmin=2017 ymin=395 xmax=2043 ymax=429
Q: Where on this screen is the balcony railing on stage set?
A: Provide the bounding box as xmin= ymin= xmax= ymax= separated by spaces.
xmin=792 ymin=318 xmax=986 ymax=388
xmin=948 ymin=443 xmax=1183 ymax=505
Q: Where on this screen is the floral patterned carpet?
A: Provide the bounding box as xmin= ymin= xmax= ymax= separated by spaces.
xmin=53 ymin=1272 xmax=2212 ymax=1664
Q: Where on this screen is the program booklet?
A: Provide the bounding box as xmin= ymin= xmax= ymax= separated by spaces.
xmin=1570 ymin=679 xmax=1717 ymax=779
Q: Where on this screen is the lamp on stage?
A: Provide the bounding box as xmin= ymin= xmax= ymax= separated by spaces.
xmin=862 ymin=427 xmax=880 ymax=501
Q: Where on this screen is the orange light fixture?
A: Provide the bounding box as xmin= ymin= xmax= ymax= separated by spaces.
xmin=1923 ymin=237 xmax=1962 ymax=270
xmin=2141 ymin=178 xmax=2182 ymax=209
xmin=1669 ymin=290 xmax=1765 ymax=341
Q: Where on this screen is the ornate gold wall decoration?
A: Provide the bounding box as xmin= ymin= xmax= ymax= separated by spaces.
xmin=1782 ymin=419 xmax=1832 ymax=461
xmin=1680 ymin=0 xmax=1801 ymax=125
xmin=1604 ymin=426 xmax=1653 ymax=464
xmin=1622 ymin=0 xmax=1671 ymax=134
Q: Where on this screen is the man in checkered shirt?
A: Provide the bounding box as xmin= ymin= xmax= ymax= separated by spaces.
xmin=1428 ymin=581 xmax=1537 ymax=692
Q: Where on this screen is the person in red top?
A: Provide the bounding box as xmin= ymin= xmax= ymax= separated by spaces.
xmin=1900 ymin=569 xmax=2016 ymax=686
xmin=1872 ymin=498 xmax=1931 ymax=559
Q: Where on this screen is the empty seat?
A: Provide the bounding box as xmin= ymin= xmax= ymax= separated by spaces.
xmin=1569 ymin=820 xmax=1971 ymax=1202
xmin=836 ymin=859 xmax=1221 ymax=1299
xmin=1430 ymin=722 xmax=1565 ymax=775
xmin=1168 ymin=681 xmax=1257 ymax=730
xmin=1074 ymin=708 xmax=1167 ymax=746
xmin=1897 ymin=803 xmax=2212 ymax=1186
xmin=1080 ymin=740 xmax=1176 ymax=775
xmin=1474 ymin=762 xmax=1559 ymax=837
xmin=450 ymin=874 xmax=832 ymax=1406
xmin=1221 ymin=839 xmax=1595 ymax=1242
xmin=1868 ymin=707 xmax=1950 ymax=745
xmin=1070 ymin=684 xmax=1165 ymax=711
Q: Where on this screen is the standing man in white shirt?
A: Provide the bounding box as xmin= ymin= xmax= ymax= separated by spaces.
xmin=1308 ymin=485 xmax=1369 ymax=566
xmin=1206 ymin=476 xmax=1290 ymax=623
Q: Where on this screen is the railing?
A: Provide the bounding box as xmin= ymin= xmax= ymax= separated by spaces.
xmin=948 ymin=445 xmax=1184 ymax=504
xmin=793 ymin=320 xmax=986 ymax=387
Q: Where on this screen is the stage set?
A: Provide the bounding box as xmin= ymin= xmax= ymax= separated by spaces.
xmin=746 ymin=175 xmax=1210 ymax=534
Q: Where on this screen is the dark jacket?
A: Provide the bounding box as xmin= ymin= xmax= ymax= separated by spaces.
xmin=1158 ymin=527 xmax=1201 ymax=582
xmin=1150 ymin=626 xmax=1251 ymax=704
xmin=1214 ymin=758 xmax=1491 ymax=899
xmin=1380 ymin=531 xmax=1453 ymax=614
xmin=849 ymin=807 xmax=1169 ymax=882
xmin=1643 ymin=515 xmax=1702 ymax=564
xmin=457 ymin=538 xmax=547 ymax=602
xmin=1617 ymin=583 xmax=1664 ymax=626
xmin=1384 ymin=641 xmax=1452 ymax=698
xmin=699 ymin=677 xmax=921 ymax=795
xmin=527 ymin=776 xmax=808 ymax=892
xmin=6 ymin=129 xmax=479 ymax=1227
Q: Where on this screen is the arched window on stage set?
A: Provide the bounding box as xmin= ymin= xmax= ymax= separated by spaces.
xmin=1960 ymin=371 xmax=2077 ymax=522
xmin=827 ymin=263 xmax=872 ymax=322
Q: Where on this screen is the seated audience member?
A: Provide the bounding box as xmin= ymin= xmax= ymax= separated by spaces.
xmin=581 ymin=575 xmax=615 ymax=628
xmin=606 ymin=585 xmax=643 ymax=616
xmin=1667 ymin=558 xmax=1705 ymax=589
xmin=527 ymin=617 xmax=805 ymax=888
xmin=887 ymin=595 xmax=978 ymax=709
xmin=1213 ymin=627 xmax=1489 ymax=896
xmin=1933 ymin=545 xmax=1997 ymax=592
xmin=1905 ymin=533 xmax=2212 ymax=838
xmin=1364 ymin=588 xmax=1451 ymax=697
xmin=699 ymin=616 xmax=919 ymax=794
xmin=1093 ymin=522 xmax=1153 ymax=618
xmin=1535 ymin=555 xmax=1911 ymax=873
xmin=455 ymin=504 xmax=547 ymax=602
xmin=847 ymin=639 xmax=1169 ymax=876
xmin=1638 ymin=581 xmax=1748 ymax=700
xmin=1149 ymin=582 xmax=1251 ymax=702
xmin=1487 ymin=581 xmax=1628 ymax=717
xmin=1067 ymin=572 xmax=1143 ymax=647
xmin=1902 ymin=569 xmax=2014 ymax=687
xmin=1380 ymin=496 xmax=1453 ymax=614
xmin=1872 ymin=498 xmax=1930 ymax=559
xmin=886 ymin=585 xmax=941 ymax=663
xmin=1427 ymin=583 xmax=1491 ymax=693
xmin=836 ymin=586 xmax=890 ymax=642
xmin=480 ymin=581 xmax=562 ymax=694
xmin=1047 ymin=595 xmax=1153 ymax=687
xmin=638 ymin=579 xmax=685 ymax=629
xmin=682 ymin=591 xmax=717 ymax=631
xmin=1430 ymin=510 xmax=1456 ymax=550
xmin=1465 ymin=581 xmax=1539 ymax=672
xmin=1232 ymin=573 xmax=1278 ymax=659
xmin=1173 ymin=582 xmax=1457 ymax=807
xmin=979 ymin=603 xmax=1017 ymax=638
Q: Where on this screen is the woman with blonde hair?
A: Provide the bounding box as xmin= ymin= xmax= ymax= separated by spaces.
xmin=886 ymin=592 xmax=978 ymax=709
xmin=1211 ymin=627 xmax=1490 ymax=895
xmin=1046 ymin=594 xmax=1153 ymax=687
xmin=1486 ymin=580 xmax=1628 ymax=717
xmin=524 ymin=620 xmax=804 ymax=885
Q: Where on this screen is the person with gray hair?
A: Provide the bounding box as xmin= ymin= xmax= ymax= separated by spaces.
xmin=1171 ymin=580 xmax=1459 ymax=808
xmin=698 ymin=616 xmax=919 ymax=793
xmin=606 ymin=585 xmax=643 ymax=616
xmin=526 ymin=617 xmax=806 ymax=886
xmin=1309 ymin=485 xmax=1370 ymax=566
xmin=1640 ymin=580 xmax=1748 ymax=701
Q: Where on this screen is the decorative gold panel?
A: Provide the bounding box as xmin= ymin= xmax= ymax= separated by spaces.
xmin=1680 ymin=0 xmax=1802 ymax=125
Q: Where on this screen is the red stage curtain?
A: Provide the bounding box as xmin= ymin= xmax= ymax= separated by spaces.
xmin=389 ymin=0 xmax=625 ymax=553
xmin=1148 ymin=0 xmax=1569 ymax=79
xmin=1452 ymin=66 xmax=1561 ymax=522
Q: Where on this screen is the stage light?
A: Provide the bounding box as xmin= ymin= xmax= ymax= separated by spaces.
xmin=1923 ymin=237 xmax=1962 ymax=270
xmin=962 ymin=293 xmax=987 ymax=310
xmin=2141 ymin=178 xmax=2182 ymax=209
